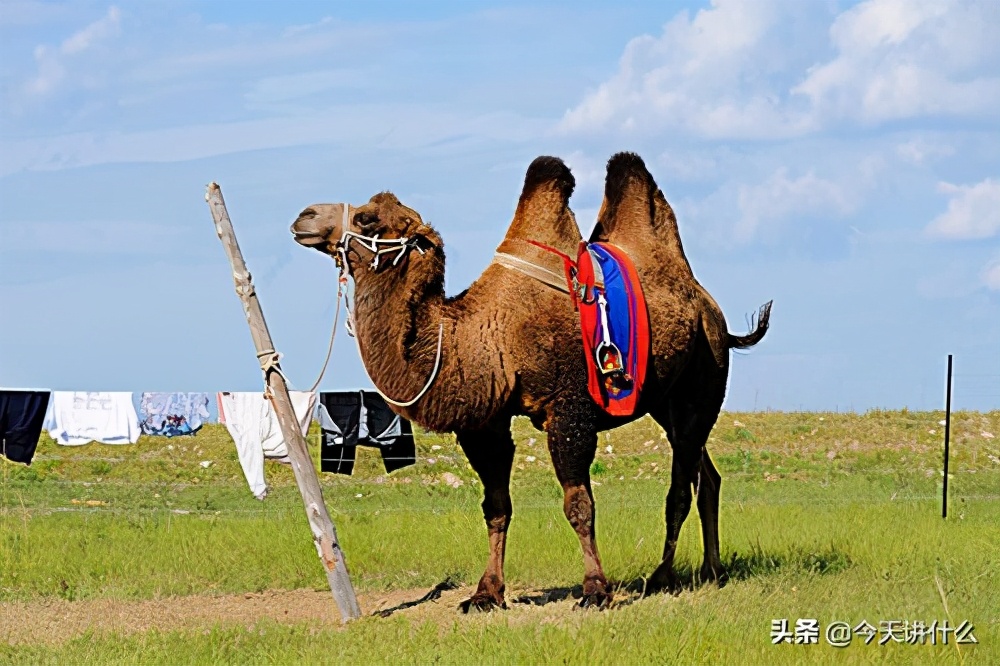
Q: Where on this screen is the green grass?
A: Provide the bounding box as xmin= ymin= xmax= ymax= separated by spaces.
xmin=2 ymin=410 xmax=998 ymax=663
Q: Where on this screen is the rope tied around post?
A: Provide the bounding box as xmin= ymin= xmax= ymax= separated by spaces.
xmin=233 ymin=269 xmax=255 ymax=300
xmin=256 ymin=348 xmax=290 ymax=398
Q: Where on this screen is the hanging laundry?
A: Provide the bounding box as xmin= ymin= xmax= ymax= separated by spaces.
xmin=0 ymin=389 xmax=52 ymax=465
xmin=318 ymin=391 xmax=416 ymax=475
xmin=219 ymin=391 xmax=317 ymax=500
xmin=139 ymin=392 xmax=211 ymax=437
xmin=45 ymin=392 xmax=140 ymax=446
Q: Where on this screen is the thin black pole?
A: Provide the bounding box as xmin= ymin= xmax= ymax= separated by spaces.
xmin=943 ymin=354 xmax=952 ymax=519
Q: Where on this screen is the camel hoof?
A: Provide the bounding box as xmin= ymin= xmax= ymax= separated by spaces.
xmin=645 ymin=565 xmax=683 ymax=596
xmin=459 ymin=594 xmax=506 ymax=614
xmin=576 ymin=591 xmax=612 ymax=610
xmin=700 ymin=564 xmax=729 ymax=589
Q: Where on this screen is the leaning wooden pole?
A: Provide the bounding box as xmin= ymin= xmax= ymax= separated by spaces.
xmin=206 ymin=182 xmax=362 ymax=622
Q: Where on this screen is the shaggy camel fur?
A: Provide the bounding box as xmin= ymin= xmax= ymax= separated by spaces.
xmin=290 ymin=154 xmax=771 ymax=610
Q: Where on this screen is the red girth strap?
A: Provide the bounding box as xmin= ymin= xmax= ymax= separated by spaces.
xmin=526 ymin=239 xmax=580 ymax=309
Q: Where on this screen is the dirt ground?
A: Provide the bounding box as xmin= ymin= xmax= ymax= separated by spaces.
xmin=0 ymin=584 xmax=639 ymax=646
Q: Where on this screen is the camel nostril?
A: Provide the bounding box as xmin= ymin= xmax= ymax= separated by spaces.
xmin=291 ymin=204 xmax=346 ymax=248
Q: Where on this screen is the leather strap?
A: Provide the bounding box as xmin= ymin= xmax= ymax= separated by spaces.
xmin=493 ymin=251 xmax=570 ymax=293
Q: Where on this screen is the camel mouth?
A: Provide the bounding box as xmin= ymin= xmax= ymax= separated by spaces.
xmin=290 ymin=229 xmax=331 ymax=247
xmin=290 ymin=204 xmax=352 ymax=251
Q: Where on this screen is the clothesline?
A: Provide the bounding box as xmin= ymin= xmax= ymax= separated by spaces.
xmin=1 ymin=388 xmax=419 ymax=503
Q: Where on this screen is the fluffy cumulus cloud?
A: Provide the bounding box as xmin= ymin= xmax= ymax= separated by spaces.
xmin=559 ymin=0 xmax=823 ymax=139
xmin=24 ymin=5 xmax=121 ymax=97
xmin=794 ymin=0 xmax=1000 ymax=125
xmin=925 ymin=178 xmax=1000 ymax=240
xmin=560 ymin=0 xmax=1000 ymax=138
xmin=735 ymin=167 xmax=857 ymax=242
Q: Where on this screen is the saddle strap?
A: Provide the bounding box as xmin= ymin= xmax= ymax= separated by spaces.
xmin=493 ymin=252 xmax=570 ymax=294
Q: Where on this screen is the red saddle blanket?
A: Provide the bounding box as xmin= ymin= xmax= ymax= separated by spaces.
xmin=529 ymin=240 xmax=650 ymax=416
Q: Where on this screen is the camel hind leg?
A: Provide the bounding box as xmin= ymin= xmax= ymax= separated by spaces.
xmin=648 ymin=385 xmax=727 ymax=593
xmin=456 ymin=426 xmax=515 ymax=612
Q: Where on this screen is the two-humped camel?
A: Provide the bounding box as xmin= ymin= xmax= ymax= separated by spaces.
xmin=291 ymin=153 xmax=771 ymax=610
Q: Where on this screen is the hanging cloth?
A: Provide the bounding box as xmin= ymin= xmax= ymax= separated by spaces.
xmin=317 ymin=390 xmax=416 ymax=475
xmin=45 ymin=391 xmax=141 ymax=446
xmin=219 ymin=391 xmax=317 ymax=500
xmin=139 ymin=392 xmax=211 ymax=437
xmin=0 ymin=390 xmax=51 ymax=464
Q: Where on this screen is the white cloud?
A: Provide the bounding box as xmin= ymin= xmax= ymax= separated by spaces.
xmin=735 ymin=167 xmax=857 ymax=242
xmin=0 ymin=106 xmax=547 ymax=176
xmin=559 ymin=0 xmax=823 ymax=139
xmin=244 ymin=69 xmax=366 ymax=107
xmin=25 ymin=5 xmax=121 ymax=96
xmin=894 ymin=138 xmax=955 ymax=165
xmin=925 ymin=178 xmax=1000 ymax=240
xmin=61 ymin=6 xmax=120 ymax=55
xmin=794 ymin=0 xmax=1000 ymax=125
xmin=982 ymin=256 xmax=1000 ymax=290
xmin=560 ymin=0 xmax=1000 ymax=139
xmin=562 ymin=151 xmax=605 ymax=196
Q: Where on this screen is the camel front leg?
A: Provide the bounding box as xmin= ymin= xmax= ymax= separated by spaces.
xmin=456 ymin=428 xmax=515 ymax=612
xmin=547 ymin=412 xmax=610 ymax=608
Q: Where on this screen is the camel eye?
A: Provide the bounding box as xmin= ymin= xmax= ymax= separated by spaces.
xmin=355 ymin=212 xmax=380 ymax=232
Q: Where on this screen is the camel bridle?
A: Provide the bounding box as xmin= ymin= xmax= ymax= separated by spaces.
xmin=335 ymin=204 xmax=432 ymax=278
xmin=323 ymin=203 xmax=444 ymax=409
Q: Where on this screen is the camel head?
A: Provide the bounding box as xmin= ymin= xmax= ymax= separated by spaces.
xmin=291 ymin=192 xmax=442 ymax=280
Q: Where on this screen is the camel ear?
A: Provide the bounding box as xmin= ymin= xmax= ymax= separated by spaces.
xmin=410 ymin=233 xmax=436 ymax=252
xmin=518 ymin=156 xmax=575 ymax=205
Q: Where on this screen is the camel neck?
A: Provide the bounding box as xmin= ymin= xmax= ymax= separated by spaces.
xmin=351 ymin=259 xmax=446 ymax=411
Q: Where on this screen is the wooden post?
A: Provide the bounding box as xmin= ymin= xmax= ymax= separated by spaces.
xmin=206 ymin=182 xmax=362 ymax=622
xmin=942 ymin=354 xmax=952 ymax=519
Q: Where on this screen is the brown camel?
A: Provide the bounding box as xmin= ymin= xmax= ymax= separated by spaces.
xmin=290 ymin=154 xmax=771 ymax=610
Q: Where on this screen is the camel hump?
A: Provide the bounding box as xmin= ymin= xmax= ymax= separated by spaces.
xmin=590 ymin=152 xmax=690 ymax=276
xmin=603 ymin=152 xmax=654 ymax=211
xmin=590 ymin=152 xmax=668 ymax=246
xmin=519 ymin=156 xmax=575 ymax=204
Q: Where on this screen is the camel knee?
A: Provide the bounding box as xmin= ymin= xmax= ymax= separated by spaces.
xmin=485 ymin=512 xmax=510 ymax=534
xmin=482 ymin=499 xmax=511 ymax=531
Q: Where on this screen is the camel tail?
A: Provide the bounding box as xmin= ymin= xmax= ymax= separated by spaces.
xmin=727 ymin=300 xmax=773 ymax=349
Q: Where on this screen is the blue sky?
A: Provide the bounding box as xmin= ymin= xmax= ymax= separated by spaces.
xmin=1 ymin=0 xmax=998 ymax=412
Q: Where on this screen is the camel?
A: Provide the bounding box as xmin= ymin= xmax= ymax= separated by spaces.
xmin=290 ymin=153 xmax=771 ymax=610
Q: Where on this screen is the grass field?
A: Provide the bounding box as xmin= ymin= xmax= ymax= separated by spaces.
xmin=1 ymin=410 xmax=998 ymax=664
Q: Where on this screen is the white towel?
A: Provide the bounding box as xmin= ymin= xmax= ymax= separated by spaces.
xmin=46 ymin=391 xmax=140 ymax=446
xmin=219 ymin=391 xmax=316 ymax=500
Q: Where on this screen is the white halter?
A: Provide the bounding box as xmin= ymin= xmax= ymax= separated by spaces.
xmin=336 ymin=204 xmax=428 ymax=277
